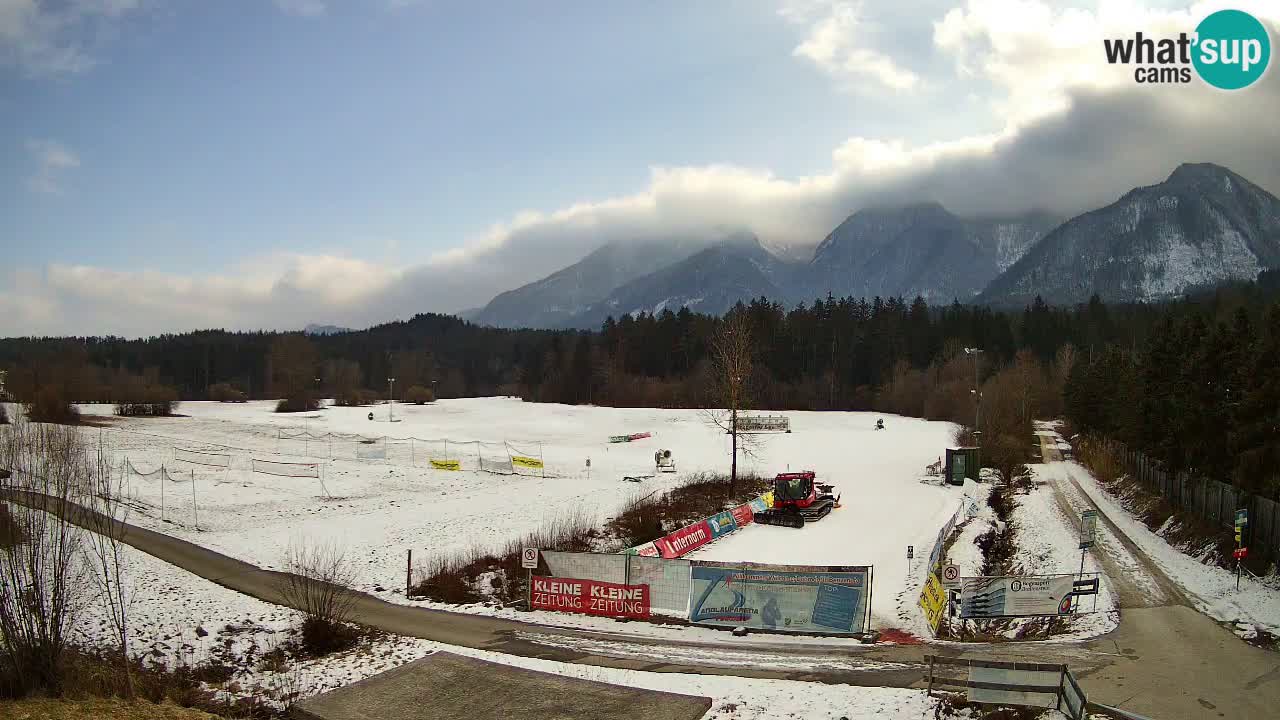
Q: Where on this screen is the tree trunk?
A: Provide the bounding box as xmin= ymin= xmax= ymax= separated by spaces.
xmin=730 ymin=407 xmax=738 ymax=495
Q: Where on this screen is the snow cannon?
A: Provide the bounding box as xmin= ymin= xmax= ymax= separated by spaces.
xmin=875 ymin=418 xmax=885 ymax=430
xmin=655 ymin=449 xmax=676 ymax=473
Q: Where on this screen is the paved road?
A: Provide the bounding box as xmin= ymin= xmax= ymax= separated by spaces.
xmin=8 ymin=457 xmax=1280 ymax=719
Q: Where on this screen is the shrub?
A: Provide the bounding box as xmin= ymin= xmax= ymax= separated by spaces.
xmin=114 ymin=384 xmax=179 ymax=417
xmin=207 ymin=383 xmax=247 ymax=403
xmin=25 ymin=386 xmax=79 ymax=425
xmin=278 ymin=542 xmax=359 ymax=656
xmin=403 ymin=385 xmax=434 ymax=405
xmin=332 ymin=389 xmax=374 ymax=407
xmin=276 ymin=395 xmax=320 ymax=413
xmin=0 ymin=403 xmax=8 ymax=425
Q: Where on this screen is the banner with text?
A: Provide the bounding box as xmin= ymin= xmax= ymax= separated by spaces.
xmin=429 ymin=459 xmax=461 ymax=471
xmin=688 ymin=562 xmax=871 ymax=635
xmin=511 ymin=456 xmax=544 ymax=469
xmin=919 ymin=571 xmax=947 ymax=633
xmin=959 ymin=575 xmax=1076 ymax=619
xmin=530 ymin=576 xmax=650 ymax=620
xmin=656 ymin=519 xmax=713 ymax=558
xmin=707 ymin=510 xmax=737 ymax=539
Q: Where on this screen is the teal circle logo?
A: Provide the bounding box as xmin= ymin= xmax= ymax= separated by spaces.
xmin=1193 ymin=9 xmax=1271 ymax=90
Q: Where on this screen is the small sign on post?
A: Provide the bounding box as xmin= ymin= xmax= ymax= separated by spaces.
xmin=1234 ymin=509 xmax=1248 ymax=590
xmin=522 ymin=547 xmax=539 ymax=612
xmin=1079 ymin=510 xmax=1098 ymax=550
xmin=942 ymin=564 xmax=961 ymax=589
xmin=907 ymin=545 xmax=914 ymax=559
xmin=521 ymin=547 xmax=539 ymax=569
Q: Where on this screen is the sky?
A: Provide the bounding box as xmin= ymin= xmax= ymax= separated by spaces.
xmin=3 ymin=0 xmax=1280 ymax=336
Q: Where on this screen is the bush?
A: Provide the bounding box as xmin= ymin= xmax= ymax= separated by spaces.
xmin=0 ymin=404 xmax=8 ymax=425
xmin=207 ymin=383 xmax=247 ymax=403
xmin=403 ymin=385 xmax=434 ymax=405
xmin=278 ymin=542 xmax=359 ymax=656
xmin=276 ymin=395 xmax=320 ymax=413
xmin=114 ymin=384 xmax=179 ymax=417
xmin=25 ymin=386 xmax=79 ymax=425
xmin=332 ymin=389 xmax=374 ymax=407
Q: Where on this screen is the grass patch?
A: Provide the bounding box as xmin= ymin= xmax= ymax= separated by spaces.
xmin=607 ymin=472 xmax=768 ymax=548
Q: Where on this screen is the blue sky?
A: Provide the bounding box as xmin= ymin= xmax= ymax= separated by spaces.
xmin=4 ymin=1 xmax=1280 ymax=335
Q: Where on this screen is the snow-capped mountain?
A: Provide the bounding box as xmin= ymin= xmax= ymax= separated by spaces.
xmin=807 ymin=204 xmax=1058 ymax=302
xmin=472 ymin=237 xmax=712 ymax=329
xmin=979 ymin=163 xmax=1280 ymax=306
xmin=565 ymin=233 xmax=801 ymax=329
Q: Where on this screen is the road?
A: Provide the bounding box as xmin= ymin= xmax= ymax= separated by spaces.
xmin=8 ymin=445 xmax=1280 ymax=720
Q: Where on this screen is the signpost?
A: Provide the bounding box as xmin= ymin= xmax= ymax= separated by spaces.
xmin=522 ymin=547 xmax=539 ymax=611
xmin=1078 ymin=510 xmax=1098 ymax=578
xmin=907 ymin=545 xmax=914 ymax=575
xmin=1234 ymin=508 xmax=1248 ymax=590
xmin=942 ymin=564 xmax=961 ymax=589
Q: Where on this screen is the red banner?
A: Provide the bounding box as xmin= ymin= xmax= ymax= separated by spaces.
xmin=628 ymin=432 xmax=652 ymax=441
xmin=656 ymin=519 xmax=712 ymax=558
xmin=530 ymin=577 xmax=650 ymax=619
xmin=730 ymin=503 xmax=754 ymax=528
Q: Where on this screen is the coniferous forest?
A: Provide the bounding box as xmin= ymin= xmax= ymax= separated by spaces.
xmin=3 ymin=270 xmax=1280 ymax=498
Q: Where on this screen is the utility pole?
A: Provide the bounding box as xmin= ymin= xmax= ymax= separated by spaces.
xmin=387 ymin=377 xmax=396 ymax=422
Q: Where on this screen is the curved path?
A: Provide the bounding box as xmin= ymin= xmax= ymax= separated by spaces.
xmin=6 ymin=481 xmax=1279 ymax=718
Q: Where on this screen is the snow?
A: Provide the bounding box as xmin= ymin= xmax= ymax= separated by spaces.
xmin=1047 ymin=459 xmax=1280 ymax=636
xmin=74 ymin=398 xmax=959 ymax=638
xmin=688 ymin=418 xmax=967 ymax=629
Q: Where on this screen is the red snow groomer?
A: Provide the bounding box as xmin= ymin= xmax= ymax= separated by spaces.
xmin=753 ymin=471 xmax=840 ymax=528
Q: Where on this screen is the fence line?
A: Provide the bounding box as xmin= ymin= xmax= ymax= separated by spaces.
xmin=1098 ymin=438 xmax=1280 ymax=565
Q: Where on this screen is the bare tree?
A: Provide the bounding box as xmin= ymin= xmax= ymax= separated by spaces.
xmin=702 ymin=310 xmax=758 ymax=494
xmin=83 ymin=442 xmax=135 ymax=697
xmin=278 ymin=540 xmax=359 ymax=654
xmin=0 ymin=419 xmax=92 ymax=695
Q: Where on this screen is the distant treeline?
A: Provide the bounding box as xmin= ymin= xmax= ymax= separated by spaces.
xmin=4 ymin=270 xmax=1280 ymax=495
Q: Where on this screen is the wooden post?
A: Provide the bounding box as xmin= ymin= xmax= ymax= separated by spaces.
xmin=190 ymin=470 xmax=198 ymax=529
xmin=160 ymin=465 xmax=166 ymax=521
xmin=539 ymin=441 xmax=545 ymax=479
xmin=406 ymin=549 xmax=413 ymax=597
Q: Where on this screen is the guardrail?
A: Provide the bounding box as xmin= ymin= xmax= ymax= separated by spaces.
xmin=925 ymin=655 xmax=1087 ymax=720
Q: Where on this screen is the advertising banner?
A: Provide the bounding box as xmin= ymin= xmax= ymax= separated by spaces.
xmin=429 ymin=459 xmax=461 ymax=471
xmin=707 ymin=510 xmax=737 ymax=539
xmin=688 ymin=562 xmax=871 ymax=635
xmin=760 ymin=491 xmax=774 ymax=508
xmin=624 ymin=541 xmax=660 ymax=557
xmin=749 ymin=496 xmax=768 ymax=513
xmin=511 ymin=456 xmax=544 ymax=469
xmin=530 ymin=576 xmax=650 ymax=620
xmin=656 ymin=520 xmax=713 ymax=558
xmin=730 ymin=503 xmax=755 ymax=528
xmin=919 ymin=571 xmax=947 ymax=633
xmin=629 ymin=432 xmax=652 ymax=441
xmin=959 ymin=575 xmax=1076 ymax=618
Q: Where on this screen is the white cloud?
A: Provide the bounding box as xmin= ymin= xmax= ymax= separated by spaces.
xmin=0 ymin=0 xmax=141 ymax=75
xmin=932 ymin=0 xmax=1280 ymax=124
xmin=25 ymin=139 xmax=79 ymax=194
xmin=273 ymin=0 xmax=326 ymax=17
xmin=782 ymin=0 xmax=922 ymax=91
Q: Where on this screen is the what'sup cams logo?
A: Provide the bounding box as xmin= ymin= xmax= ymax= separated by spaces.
xmin=1104 ymin=9 xmax=1271 ymax=89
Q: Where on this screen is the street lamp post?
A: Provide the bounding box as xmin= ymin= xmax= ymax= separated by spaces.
xmin=387 ymin=377 xmax=396 ymax=422
xmin=964 ymin=347 xmax=984 ymax=473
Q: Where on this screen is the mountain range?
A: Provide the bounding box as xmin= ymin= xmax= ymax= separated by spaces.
xmin=473 ymin=164 xmax=1280 ymax=329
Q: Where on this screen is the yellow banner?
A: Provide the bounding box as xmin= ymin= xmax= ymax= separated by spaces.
xmin=430 ymin=459 xmax=461 ymax=471
xmin=762 ymin=490 xmax=774 ymax=508
xmin=511 ymin=456 xmax=544 ymax=469
xmin=919 ymin=572 xmax=947 ymax=634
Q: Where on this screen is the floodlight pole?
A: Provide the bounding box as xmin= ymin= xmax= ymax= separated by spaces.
xmin=965 ymin=347 xmax=984 ymax=471
xmin=387 ymin=377 xmax=396 ymax=422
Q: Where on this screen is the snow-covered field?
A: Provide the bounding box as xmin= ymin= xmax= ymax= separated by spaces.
xmin=73 ymin=399 xmax=960 ymax=631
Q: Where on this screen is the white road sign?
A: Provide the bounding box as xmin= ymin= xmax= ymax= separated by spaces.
xmin=942 ymin=564 xmax=961 ymax=588
xmin=521 ymin=547 xmax=539 ymax=569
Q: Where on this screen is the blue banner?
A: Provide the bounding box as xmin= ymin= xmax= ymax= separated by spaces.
xmin=706 ymin=510 xmax=737 ymax=539
xmin=688 ymin=563 xmax=870 ymax=635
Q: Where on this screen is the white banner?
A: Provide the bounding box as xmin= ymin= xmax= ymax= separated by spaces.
xmin=175 ymin=448 xmax=231 ymax=468
xmin=251 ymin=458 xmax=321 ymax=479
xmin=959 ymin=575 xmax=1076 ymax=618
